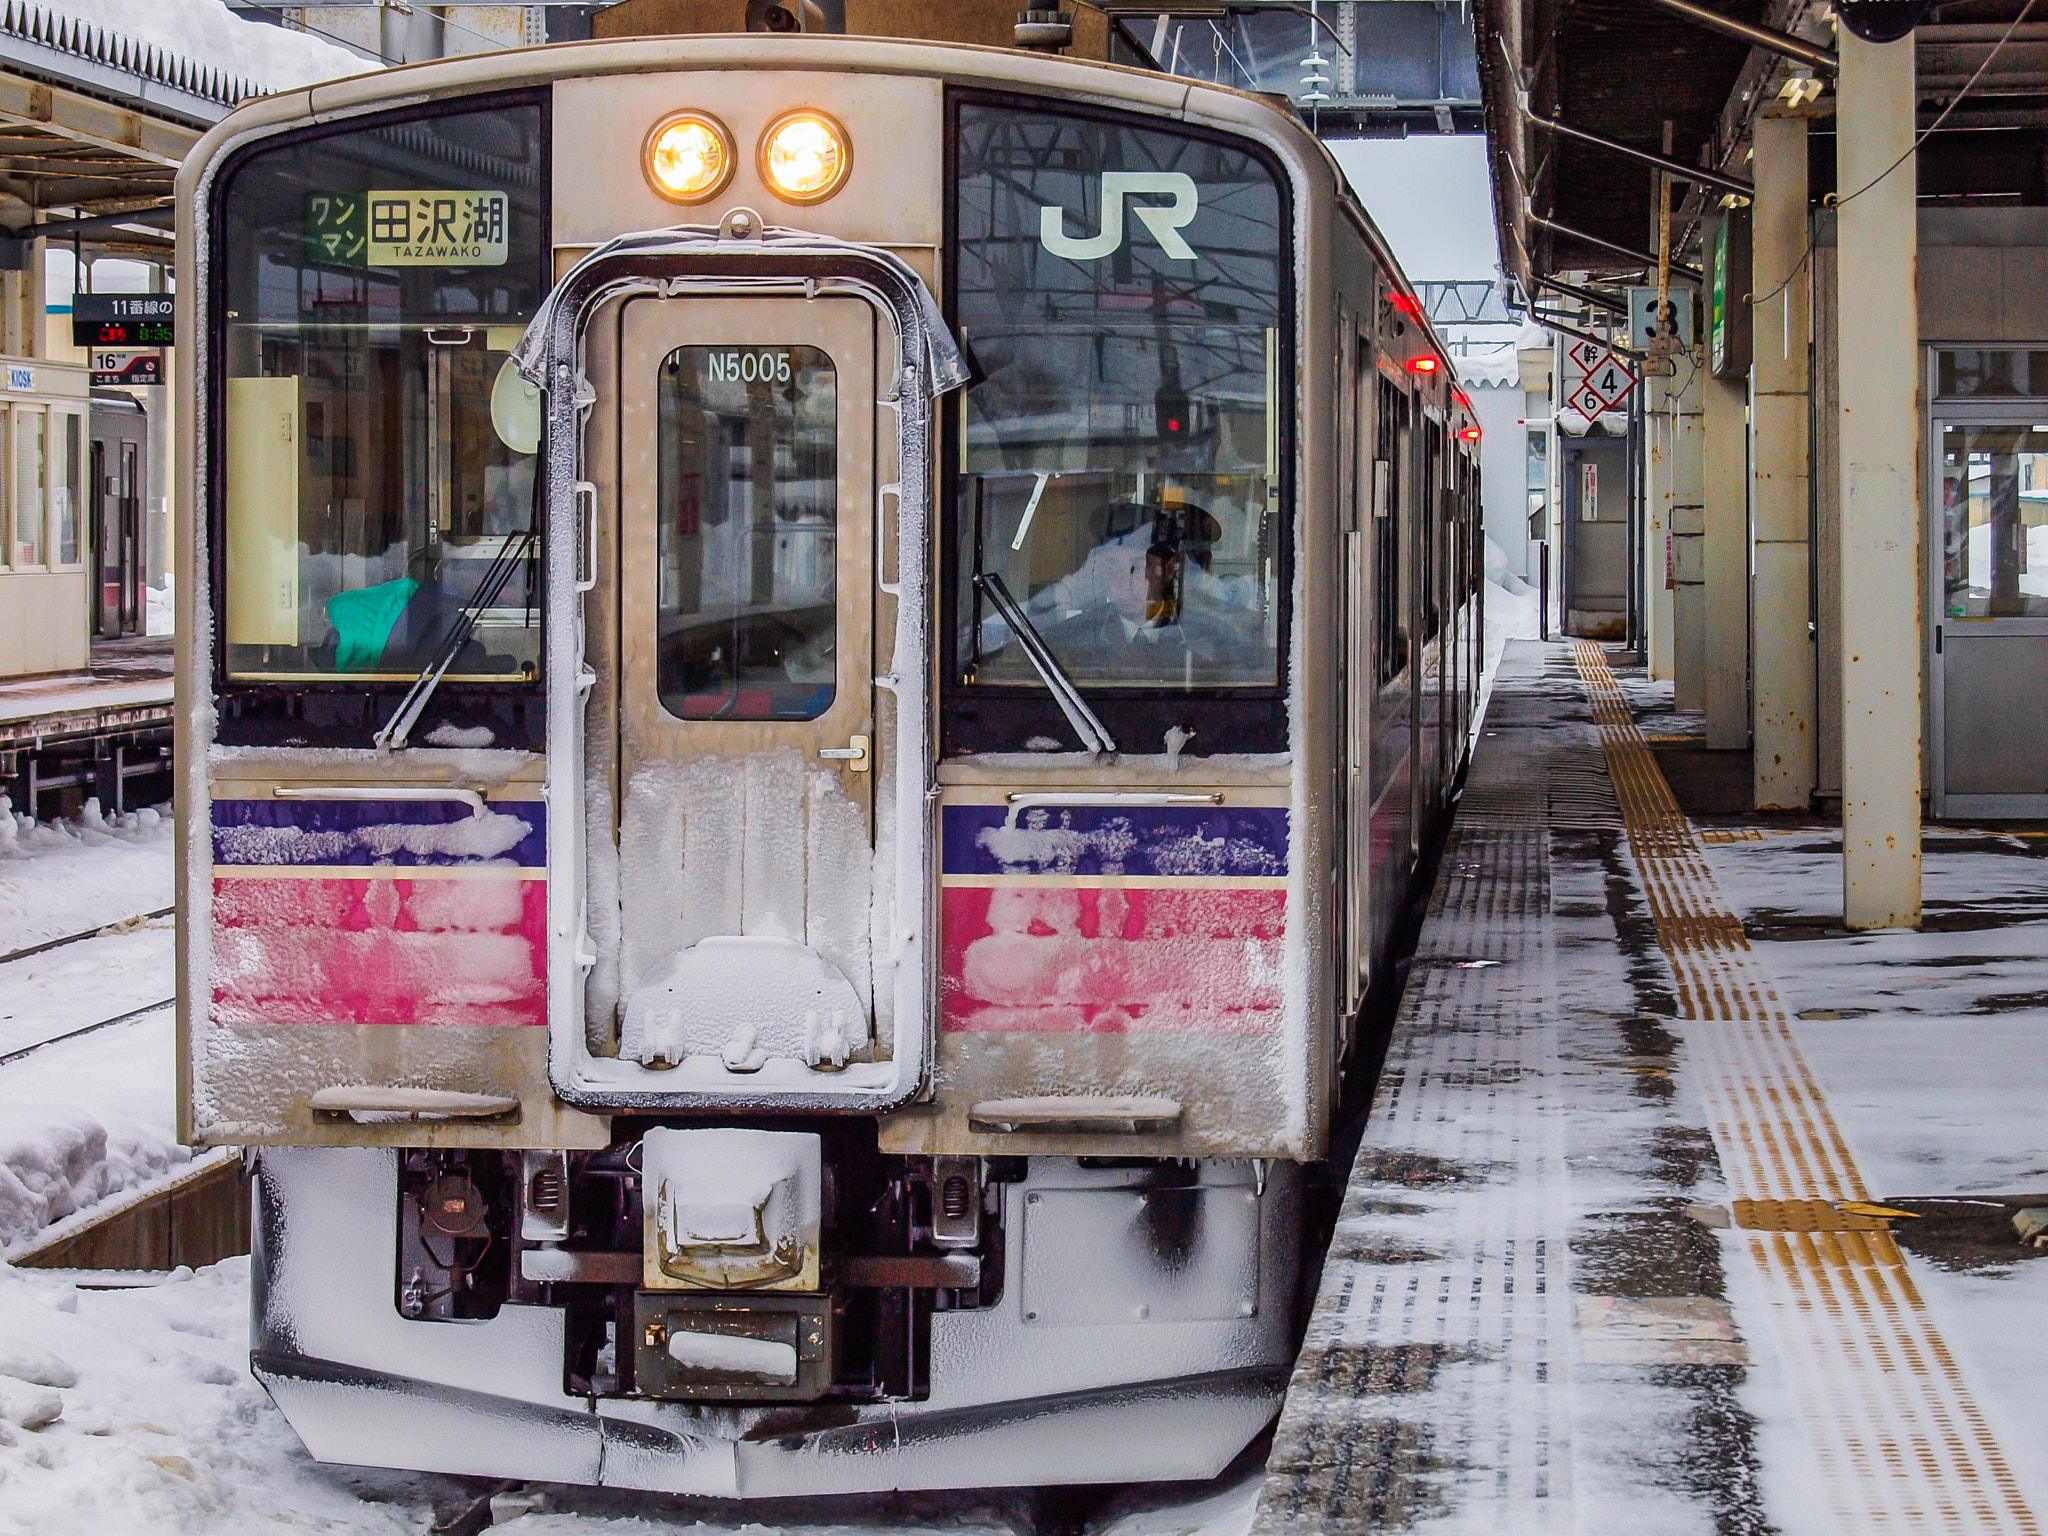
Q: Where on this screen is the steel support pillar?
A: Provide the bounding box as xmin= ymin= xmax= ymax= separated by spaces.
xmin=1836 ymin=28 xmax=1921 ymax=929
xmin=1702 ymin=373 xmax=1749 ymax=749
xmin=1670 ymin=376 xmax=1707 ymax=708
xmin=1751 ymin=114 xmax=1816 ymax=808
xmin=1645 ymin=350 xmax=1700 ymax=683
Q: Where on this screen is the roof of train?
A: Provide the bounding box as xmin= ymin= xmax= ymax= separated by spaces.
xmin=176 ymin=32 xmax=1471 ymax=400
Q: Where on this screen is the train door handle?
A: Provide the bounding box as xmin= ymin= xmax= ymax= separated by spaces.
xmin=819 ymin=734 xmax=869 ymax=771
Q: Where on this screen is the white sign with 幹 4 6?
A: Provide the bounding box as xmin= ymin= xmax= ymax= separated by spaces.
xmin=1562 ymin=337 xmax=1636 ymax=419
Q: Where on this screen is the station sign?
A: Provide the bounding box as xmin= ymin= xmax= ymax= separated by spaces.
xmin=1561 ymin=337 xmax=1637 ymax=419
xmin=1707 ymin=211 xmax=1752 ymax=380
xmin=91 ymin=351 xmax=162 ymax=387
xmin=73 ymin=294 xmax=172 ymax=349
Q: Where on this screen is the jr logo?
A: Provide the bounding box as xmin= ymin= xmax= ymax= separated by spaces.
xmin=1040 ymin=172 xmax=1199 ymax=262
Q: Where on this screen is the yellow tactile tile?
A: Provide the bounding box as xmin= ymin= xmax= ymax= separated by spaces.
xmin=1571 ymin=641 xmax=2037 ymax=1535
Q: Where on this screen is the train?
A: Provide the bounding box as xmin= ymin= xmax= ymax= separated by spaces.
xmin=174 ymin=4 xmax=1483 ymax=1496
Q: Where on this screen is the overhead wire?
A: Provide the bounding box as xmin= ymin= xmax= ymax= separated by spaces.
xmin=1749 ymin=0 xmax=2040 ymax=311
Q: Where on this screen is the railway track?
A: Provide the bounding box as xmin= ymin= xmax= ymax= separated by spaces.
xmin=0 ymin=906 xmax=174 ymax=968
xmin=0 ymin=996 xmax=176 ymax=1067
xmin=0 ymin=907 xmax=178 ymax=1067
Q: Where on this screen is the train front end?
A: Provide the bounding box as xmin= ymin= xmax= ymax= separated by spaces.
xmin=176 ymin=37 xmax=1330 ymax=1494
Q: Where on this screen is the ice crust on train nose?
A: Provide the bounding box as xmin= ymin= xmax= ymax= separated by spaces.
xmin=611 ymin=750 xmax=875 ymax=1070
xmin=621 ymin=934 xmax=868 ymax=1069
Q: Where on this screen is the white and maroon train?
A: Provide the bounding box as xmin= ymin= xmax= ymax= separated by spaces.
xmin=175 ymin=12 xmax=1482 ymax=1496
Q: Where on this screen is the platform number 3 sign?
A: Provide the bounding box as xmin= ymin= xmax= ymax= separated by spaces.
xmin=1563 ymin=338 xmax=1637 ymax=420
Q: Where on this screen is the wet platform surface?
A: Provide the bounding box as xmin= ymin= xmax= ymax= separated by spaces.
xmin=1255 ymin=640 xmax=2048 ymax=1535
xmin=0 ymin=637 xmax=172 ymax=732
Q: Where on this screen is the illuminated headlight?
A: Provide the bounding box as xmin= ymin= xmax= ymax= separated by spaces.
xmin=644 ymin=112 xmax=735 ymax=204
xmin=759 ymin=110 xmax=850 ymax=204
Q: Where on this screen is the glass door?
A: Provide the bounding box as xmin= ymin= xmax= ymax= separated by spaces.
xmin=1930 ymin=408 xmax=2048 ymax=817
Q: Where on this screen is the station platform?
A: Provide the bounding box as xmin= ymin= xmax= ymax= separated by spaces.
xmin=0 ymin=637 xmax=173 ymax=818
xmin=1255 ymin=639 xmax=2048 ymax=1534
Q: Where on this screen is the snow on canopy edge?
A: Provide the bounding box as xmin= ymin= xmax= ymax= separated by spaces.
xmin=43 ymin=0 xmax=377 ymax=97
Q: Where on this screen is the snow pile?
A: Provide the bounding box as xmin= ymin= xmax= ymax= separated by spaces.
xmin=145 ymin=576 xmax=173 ymax=639
xmin=1455 ymin=344 xmax=1522 ymax=389
xmin=0 ymin=1106 xmax=186 ymax=1257
xmin=0 ymin=1258 xmax=452 ymax=1536
xmin=40 ymin=0 xmax=374 ymax=96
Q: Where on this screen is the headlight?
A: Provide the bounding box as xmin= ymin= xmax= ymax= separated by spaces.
xmin=644 ymin=112 xmax=735 ymax=204
xmin=759 ymin=110 xmax=851 ymax=204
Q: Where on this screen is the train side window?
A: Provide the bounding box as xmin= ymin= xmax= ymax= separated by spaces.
xmin=654 ymin=345 xmax=839 ymax=721
xmin=212 ymin=97 xmax=549 ymax=687
xmin=56 ymin=413 xmax=80 ymax=567
xmin=1374 ymin=376 xmax=1405 ymax=685
xmin=1418 ymin=418 xmax=1443 ymax=645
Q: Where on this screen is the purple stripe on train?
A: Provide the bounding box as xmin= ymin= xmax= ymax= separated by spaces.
xmin=211 ymin=799 xmax=546 ymax=868
xmin=942 ymin=804 xmax=1289 ymax=878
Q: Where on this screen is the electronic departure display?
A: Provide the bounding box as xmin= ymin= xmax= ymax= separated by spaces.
xmin=72 ymin=294 xmax=173 ymax=348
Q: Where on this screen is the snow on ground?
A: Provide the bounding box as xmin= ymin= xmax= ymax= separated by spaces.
xmin=0 ymin=801 xmax=175 ymax=954
xmin=1695 ymin=820 xmax=2048 ymax=1507
xmin=0 ymin=1010 xmax=181 ymax=1256
xmin=0 ymin=1254 xmax=1257 ymax=1536
xmin=0 ymin=1257 xmax=442 ymax=1536
xmin=146 ymin=577 xmax=174 ymax=640
xmin=1698 ymin=824 xmax=2048 ymax=1194
xmin=0 ymin=805 xmax=182 ymax=1255
xmin=48 ymin=0 xmax=375 ymax=94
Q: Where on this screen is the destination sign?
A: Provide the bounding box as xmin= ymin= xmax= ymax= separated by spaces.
xmin=72 ymin=294 xmax=173 ymax=348
xmin=305 ymin=189 xmax=509 ymax=268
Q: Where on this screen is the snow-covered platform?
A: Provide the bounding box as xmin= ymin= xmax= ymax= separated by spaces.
xmin=1256 ymin=638 xmax=2048 ymax=1535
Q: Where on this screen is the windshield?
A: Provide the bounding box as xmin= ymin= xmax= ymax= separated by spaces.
xmin=214 ymin=99 xmax=549 ymax=684
xmin=656 ymin=344 xmax=840 ymax=720
xmin=951 ymin=101 xmax=1286 ymax=696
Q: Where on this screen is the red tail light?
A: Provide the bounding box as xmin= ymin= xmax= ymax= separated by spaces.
xmin=1408 ymin=356 xmax=1440 ymax=374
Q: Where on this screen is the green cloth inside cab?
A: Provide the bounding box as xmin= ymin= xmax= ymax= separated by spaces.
xmin=326 ymin=577 xmax=420 ymax=672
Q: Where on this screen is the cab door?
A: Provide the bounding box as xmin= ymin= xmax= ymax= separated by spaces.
xmin=609 ymin=295 xmax=882 ymax=1074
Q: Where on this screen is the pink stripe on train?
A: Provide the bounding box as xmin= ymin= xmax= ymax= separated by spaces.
xmin=941 ymin=884 xmax=1285 ymax=1034
xmin=211 ymin=874 xmax=546 ymax=1027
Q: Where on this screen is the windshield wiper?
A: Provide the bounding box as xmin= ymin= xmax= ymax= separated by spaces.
xmin=375 ymin=529 xmax=537 ymax=752
xmin=972 ymin=571 xmax=1118 ymax=756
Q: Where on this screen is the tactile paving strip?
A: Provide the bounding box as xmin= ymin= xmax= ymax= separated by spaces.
xmin=1572 ymin=640 xmax=2038 ymax=1535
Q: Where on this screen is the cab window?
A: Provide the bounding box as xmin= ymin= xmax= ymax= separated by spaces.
xmin=213 ymin=98 xmax=549 ymax=687
xmin=950 ymin=101 xmax=1287 ymax=699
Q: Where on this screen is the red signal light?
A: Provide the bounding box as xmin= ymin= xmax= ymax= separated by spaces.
xmin=1408 ymin=356 xmax=1440 ymax=374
